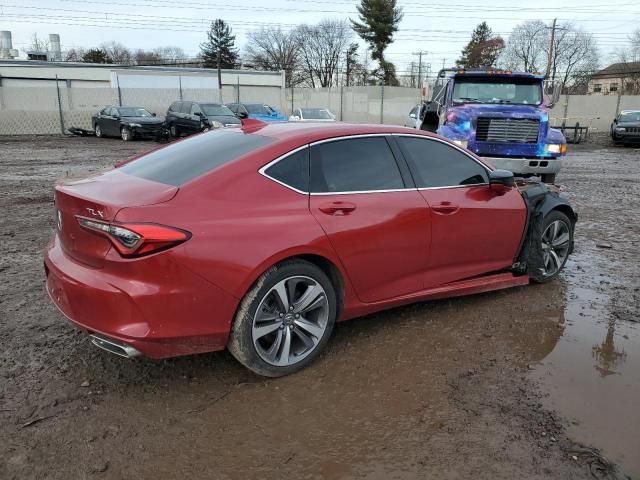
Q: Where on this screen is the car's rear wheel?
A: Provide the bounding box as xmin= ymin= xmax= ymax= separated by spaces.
xmin=228 ymin=259 xmax=337 ymax=377
xmin=95 ymin=124 xmax=102 ymax=138
xmin=536 ymin=211 xmax=572 ymax=282
xmin=121 ymin=126 xmax=133 ymax=141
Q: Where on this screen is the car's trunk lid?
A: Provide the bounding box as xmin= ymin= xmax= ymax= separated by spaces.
xmin=54 ymin=169 xmax=178 ymax=267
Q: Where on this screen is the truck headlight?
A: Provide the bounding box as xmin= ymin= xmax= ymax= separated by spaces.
xmin=452 ymin=139 xmax=468 ymax=149
xmin=128 ymin=123 xmax=142 ymax=128
xmin=545 ymin=144 xmax=567 ymax=154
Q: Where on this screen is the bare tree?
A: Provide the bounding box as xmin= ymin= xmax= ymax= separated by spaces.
xmin=547 ymin=23 xmax=599 ymax=92
xmin=134 ymin=49 xmax=163 ymax=65
xmin=295 ymin=19 xmax=352 ymax=88
xmin=28 ymin=33 xmax=49 ymax=52
xmin=501 ymin=20 xmax=548 ymax=73
xmin=613 ymin=48 xmax=640 ymax=95
xmin=99 ymin=41 xmax=133 ymax=64
xmin=154 ymin=46 xmax=187 ymax=64
xmin=629 ymin=28 xmax=640 ymax=62
xmin=64 ymin=48 xmax=87 ymax=62
xmin=245 ymin=27 xmax=303 ymax=87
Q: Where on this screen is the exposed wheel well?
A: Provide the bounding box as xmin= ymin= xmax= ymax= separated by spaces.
xmin=296 ymin=254 xmax=345 ymax=315
xmin=551 ymin=204 xmax=577 ymax=224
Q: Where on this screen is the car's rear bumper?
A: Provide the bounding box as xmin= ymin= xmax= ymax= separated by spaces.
xmin=481 ymin=157 xmax=563 ymax=175
xmin=44 ymin=233 xmax=238 ymax=358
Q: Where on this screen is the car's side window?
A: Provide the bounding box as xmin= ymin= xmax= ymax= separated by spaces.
xmin=397 ymin=136 xmax=488 ymax=188
xmin=180 ymin=102 xmax=191 ymax=114
xmin=227 ymin=104 xmax=238 ymax=113
xmin=310 ymin=137 xmax=405 ymax=193
xmin=191 ymin=104 xmax=202 ymax=116
xmin=109 ymin=108 xmax=119 ymax=117
xmin=264 ymin=148 xmax=309 ymax=192
xmin=168 ymin=102 xmax=178 ymax=113
xmin=100 ymin=107 xmax=110 ymax=116
xmin=409 ymin=106 xmax=418 ymax=117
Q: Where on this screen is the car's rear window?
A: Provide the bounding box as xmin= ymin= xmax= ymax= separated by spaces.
xmin=119 ymin=130 xmax=273 ymax=186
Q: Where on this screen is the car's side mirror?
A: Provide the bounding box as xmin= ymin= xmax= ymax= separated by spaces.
xmin=409 ymin=113 xmax=417 ymax=119
xmin=152 ymin=112 xmax=157 ymax=117
xmin=237 ymin=111 xmax=248 ymax=119
xmin=613 ymin=118 xmax=617 ymax=124
xmin=489 ymin=169 xmax=515 ymax=195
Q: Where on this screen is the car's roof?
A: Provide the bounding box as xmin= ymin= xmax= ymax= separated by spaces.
xmin=241 ymin=121 xmax=437 ymax=144
xmin=620 ymin=109 xmax=640 ymax=113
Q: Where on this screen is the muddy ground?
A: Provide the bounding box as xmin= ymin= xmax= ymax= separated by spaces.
xmin=0 ymin=134 xmax=638 ymax=479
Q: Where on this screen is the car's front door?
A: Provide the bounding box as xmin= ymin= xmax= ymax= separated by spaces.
xmin=395 ymin=135 xmax=527 ymax=288
xmin=308 ymin=135 xmax=431 ymax=303
xmin=189 ymin=103 xmax=204 ymax=133
xmin=405 ymin=105 xmax=419 ymax=128
xmin=105 ymin=108 xmax=120 ymax=136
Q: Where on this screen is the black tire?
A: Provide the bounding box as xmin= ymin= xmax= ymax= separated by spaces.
xmin=530 ymin=210 xmax=573 ymax=283
xmin=169 ymin=124 xmax=180 ymax=138
xmin=95 ymin=124 xmax=103 ymax=138
xmin=228 ymin=259 xmax=337 ymax=377
xmin=541 ymin=173 xmax=557 ymax=184
xmin=121 ymin=126 xmax=133 ymax=141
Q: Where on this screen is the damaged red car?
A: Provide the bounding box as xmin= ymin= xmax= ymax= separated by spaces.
xmin=44 ymin=122 xmax=576 ymax=377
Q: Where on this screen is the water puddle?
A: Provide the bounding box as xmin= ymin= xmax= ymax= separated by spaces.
xmin=533 ymin=252 xmax=640 ymax=477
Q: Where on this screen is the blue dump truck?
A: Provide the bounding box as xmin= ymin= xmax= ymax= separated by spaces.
xmin=406 ymin=68 xmax=566 ymax=183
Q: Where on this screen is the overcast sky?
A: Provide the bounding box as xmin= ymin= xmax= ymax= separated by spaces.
xmin=1 ymin=0 xmax=638 ymax=75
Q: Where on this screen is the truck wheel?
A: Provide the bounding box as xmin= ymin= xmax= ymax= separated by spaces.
xmin=541 ymin=173 xmax=556 ymax=184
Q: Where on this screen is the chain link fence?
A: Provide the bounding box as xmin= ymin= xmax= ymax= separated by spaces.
xmin=2 ymin=82 xmax=638 ymax=135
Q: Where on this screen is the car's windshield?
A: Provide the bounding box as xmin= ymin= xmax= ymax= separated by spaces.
xmin=452 ymin=79 xmax=542 ymax=105
xmin=118 ymin=107 xmax=152 ymax=117
xmin=201 ymin=104 xmax=235 ymax=116
xmin=246 ymin=104 xmax=275 ymax=115
xmin=301 ymin=108 xmax=333 ymax=119
xmin=619 ymin=112 xmax=640 ymax=122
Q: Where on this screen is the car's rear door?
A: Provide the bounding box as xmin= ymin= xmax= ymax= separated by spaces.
xmin=309 ymin=135 xmax=431 ymax=303
xmin=394 ymin=134 xmax=526 ymax=288
xmin=104 ymin=108 xmax=120 ymax=136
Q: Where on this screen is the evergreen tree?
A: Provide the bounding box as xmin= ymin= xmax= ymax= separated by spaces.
xmin=200 ymin=19 xmax=239 ymax=69
xmin=351 ymin=0 xmax=402 ymax=85
xmin=82 ymin=48 xmax=112 ymax=64
xmin=457 ymin=22 xmax=505 ymax=68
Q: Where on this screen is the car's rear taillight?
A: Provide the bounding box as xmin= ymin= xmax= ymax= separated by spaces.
xmin=77 ymin=217 xmax=190 ymax=258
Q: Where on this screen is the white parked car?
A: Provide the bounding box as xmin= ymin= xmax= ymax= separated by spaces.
xmin=289 ymin=108 xmax=336 ymax=122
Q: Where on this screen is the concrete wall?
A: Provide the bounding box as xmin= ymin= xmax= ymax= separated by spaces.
xmin=548 ymin=95 xmax=640 ymax=131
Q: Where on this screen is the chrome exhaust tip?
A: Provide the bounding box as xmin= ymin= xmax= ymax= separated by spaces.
xmin=89 ymin=334 xmax=141 ymax=358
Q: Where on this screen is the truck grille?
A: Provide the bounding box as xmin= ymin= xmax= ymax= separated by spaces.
xmin=476 ymin=117 xmax=540 ymax=143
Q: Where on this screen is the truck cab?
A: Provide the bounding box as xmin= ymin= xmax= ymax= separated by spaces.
xmin=415 ymin=69 xmax=566 ymax=184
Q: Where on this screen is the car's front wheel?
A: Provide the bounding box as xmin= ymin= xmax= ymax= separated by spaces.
xmin=95 ymin=124 xmax=102 ymax=138
xmin=228 ymin=259 xmax=337 ymax=377
xmin=536 ymin=210 xmax=572 ymax=282
xmin=121 ymin=126 xmax=133 ymax=141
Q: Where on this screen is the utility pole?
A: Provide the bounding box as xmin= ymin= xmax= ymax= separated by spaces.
xmin=217 ymin=49 xmax=222 ymax=102
xmin=545 ymin=18 xmax=557 ymax=81
xmin=412 ymin=50 xmax=427 ymax=89
xmin=441 ymin=58 xmax=447 ymax=70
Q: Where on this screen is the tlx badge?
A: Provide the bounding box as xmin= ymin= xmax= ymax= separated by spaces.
xmin=86 ymin=207 xmax=105 ymax=218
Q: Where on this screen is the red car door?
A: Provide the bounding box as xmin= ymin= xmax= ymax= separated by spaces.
xmin=309 ymin=136 xmax=431 ymax=303
xmin=394 ymin=135 xmax=527 ymax=288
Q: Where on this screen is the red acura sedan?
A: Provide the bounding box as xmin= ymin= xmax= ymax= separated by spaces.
xmin=45 ymin=121 xmax=576 ymax=377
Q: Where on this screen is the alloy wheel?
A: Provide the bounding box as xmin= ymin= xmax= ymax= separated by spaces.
xmin=95 ymin=125 xmax=102 ymax=137
xmin=542 ymin=219 xmax=571 ymax=276
xmin=121 ymin=127 xmax=130 ymax=141
xmin=252 ymin=275 xmax=329 ymax=367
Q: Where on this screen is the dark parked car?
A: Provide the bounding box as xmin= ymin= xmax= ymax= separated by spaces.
xmin=611 ymin=110 xmax=640 ymax=145
xmin=226 ymin=103 xmax=288 ymax=122
xmin=92 ymin=106 xmax=163 ymax=141
xmin=165 ymin=101 xmax=241 ymax=138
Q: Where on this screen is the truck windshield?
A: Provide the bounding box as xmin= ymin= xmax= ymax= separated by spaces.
xmin=452 ymin=79 xmax=542 ymax=105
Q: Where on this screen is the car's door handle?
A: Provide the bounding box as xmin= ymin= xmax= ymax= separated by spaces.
xmin=432 ymin=201 xmax=460 ymax=215
xmin=318 ymin=201 xmax=357 ymax=215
